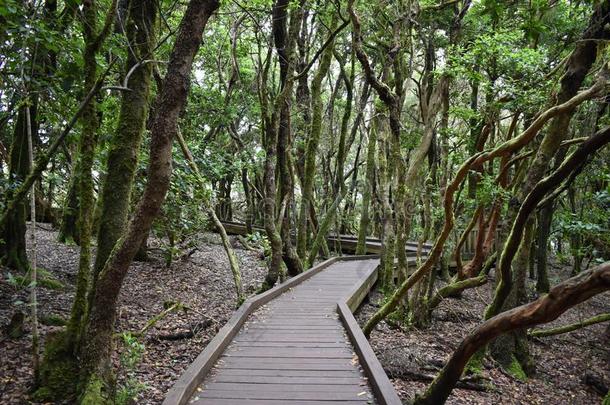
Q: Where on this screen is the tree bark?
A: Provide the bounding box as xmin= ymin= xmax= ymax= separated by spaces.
xmin=79 ymin=2 xmax=220 ymax=401
xmin=296 ymin=13 xmax=337 ymax=264
xmin=94 ymin=0 xmax=158 ymax=276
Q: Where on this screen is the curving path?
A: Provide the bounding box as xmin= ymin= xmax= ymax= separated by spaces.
xmin=164 ymin=234 xmax=429 ymax=405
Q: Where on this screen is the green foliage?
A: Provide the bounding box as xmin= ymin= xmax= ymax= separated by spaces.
xmin=505 ymin=355 xmax=527 ymax=381
xmin=119 ymin=332 xmax=145 ymax=371
xmin=246 ymin=231 xmax=270 ymax=253
xmin=116 ymin=332 xmax=147 ymax=405
xmin=6 ymin=267 xmax=64 ymax=290
xmin=475 ymin=173 xmax=509 ymax=207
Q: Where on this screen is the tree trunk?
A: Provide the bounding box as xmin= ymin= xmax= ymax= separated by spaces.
xmin=78 ymin=2 xmax=220 ymax=401
xmin=94 ymin=0 xmax=158 ymax=277
xmin=535 ymin=204 xmax=552 ymax=292
xmin=356 ymin=115 xmax=377 ymax=255
xmin=296 ymin=14 xmax=337 ymax=263
xmin=58 ymin=162 xmax=80 ymax=244
xmin=1 ymin=105 xmax=33 ymax=272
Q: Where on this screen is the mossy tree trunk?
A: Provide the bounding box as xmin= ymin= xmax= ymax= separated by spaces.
xmin=93 ymin=0 xmax=158 ymax=299
xmin=58 ymin=162 xmax=80 ymax=244
xmin=65 ymin=0 xmax=117 ymax=352
xmin=376 ymin=111 xmax=395 ymax=290
xmin=296 ymin=14 xmax=337 ymax=264
xmin=260 ymin=0 xmax=304 ymax=288
xmin=78 ymin=1 xmax=220 ymax=401
xmin=1 ymin=105 xmax=34 ymax=272
xmin=535 ymin=203 xmax=552 ymax=292
xmin=356 ymin=107 xmax=378 ymax=255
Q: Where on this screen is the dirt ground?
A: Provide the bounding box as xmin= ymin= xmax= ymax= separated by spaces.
xmin=1 ymin=225 xmax=608 ymax=404
xmin=356 ymin=261 xmax=610 ymax=405
xmin=0 ymin=225 xmax=267 ymax=404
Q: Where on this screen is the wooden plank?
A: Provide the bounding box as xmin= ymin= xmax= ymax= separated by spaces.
xmin=229 ymin=342 xmax=346 ymax=348
xmin=195 ymin=390 xmax=373 ymax=401
xmin=209 ymin=375 xmax=363 ymax=385
xmin=243 ymin=325 xmax=343 ymax=331
xmin=238 ymin=329 xmax=345 ymax=336
xmin=243 ymin=322 xmax=342 ymax=327
xmin=338 ymin=302 xmax=401 ymax=405
xmin=211 ymin=369 xmax=360 ymax=378
xmin=224 ymin=348 xmax=353 ymax=358
xmin=191 ymin=399 xmax=369 ymax=405
xmin=202 ymin=382 xmax=366 ymax=393
xmin=218 ymin=363 xmax=358 ymax=371
xmin=218 ymin=356 xmax=354 ymax=365
xmin=234 ymin=331 xmax=345 ymax=339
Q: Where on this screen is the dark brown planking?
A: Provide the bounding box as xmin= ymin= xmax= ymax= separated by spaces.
xmin=210 ymin=375 xmax=363 ymax=384
xmin=233 ymin=334 xmax=346 ymax=341
xmin=202 ymin=382 xmax=367 ymax=393
xmin=229 ymin=342 xmax=346 ymax=348
xmin=213 ymin=368 xmax=361 ymax=377
xmin=194 ymin=390 xmax=373 ymax=401
xmin=218 ymin=363 xmax=358 ymax=371
xmin=190 ymin=400 xmax=368 ymax=405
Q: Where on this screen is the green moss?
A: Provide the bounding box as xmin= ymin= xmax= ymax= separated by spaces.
xmin=31 ymin=387 xmax=54 ymax=401
xmin=388 ymin=306 xmax=409 ymax=326
xmin=80 ymin=373 xmax=112 ymax=405
xmin=40 ymin=277 xmax=65 ymax=290
xmin=602 ymin=390 xmax=610 ymax=405
xmin=505 ymin=355 xmax=527 ymax=381
xmin=14 ymin=269 xmax=64 ymax=290
xmin=34 ymin=332 xmax=79 ymax=402
xmin=40 ymin=313 xmax=67 ymax=326
xmin=465 ymin=349 xmax=485 ymax=376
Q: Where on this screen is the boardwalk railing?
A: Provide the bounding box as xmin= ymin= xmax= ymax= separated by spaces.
xmin=218 ymin=220 xmax=433 ymax=254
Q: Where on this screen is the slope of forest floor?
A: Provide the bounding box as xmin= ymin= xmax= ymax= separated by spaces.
xmin=0 ymin=224 xmax=267 ymax=404
xmin=1 ymin=226 xmax=608 ymax=404
xmin=357 ymin=262 xmax=610 ymax=404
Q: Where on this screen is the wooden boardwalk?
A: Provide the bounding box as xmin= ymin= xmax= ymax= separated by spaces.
xmin=191 ymin=259 xmax=380 ymax=404
xmin=164 ymin=256 xmax=403 ymax=405
xmin=164 ymin=228 xmax=430 ymax=405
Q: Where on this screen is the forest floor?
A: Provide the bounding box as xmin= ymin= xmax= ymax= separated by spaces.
xmin=357 ymin=262 xmax=610 ymax=404
xmin=1 ymin=225 xmax=608 ymax=404
xmin=0 ymin=224 xmax=267 ymax=404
